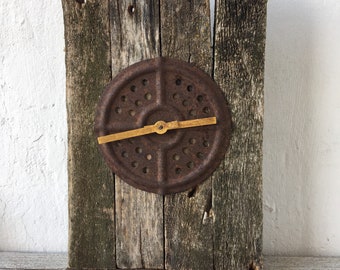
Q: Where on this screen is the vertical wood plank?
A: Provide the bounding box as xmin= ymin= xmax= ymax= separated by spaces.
xmin=213 ymin=0 xmax=267 ymax=269
xmin=109 ymin=1 xmax=163 ymax=269
xmin=61 ymin=0 xmax=115 ymax=268
xmin=160 ymin=1 xmax=214 ymax=269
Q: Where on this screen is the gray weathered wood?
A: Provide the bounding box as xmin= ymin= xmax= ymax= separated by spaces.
xmin=109 ymin=1 xmax=163 ymax=269
xmin=265 ymin=256 xmax=340 ymax=269
xmin=3 ymin=253 xmax=340 ymax=270
xmin=0 ymin=252 xmax=67 ymax=269
xmin=160 ymin=1 xmax=214 ymax=269
xmin=213 ymin=0 xmax=267 ymax=269
xmin=63 ymin=0 xmax=267 ymax=268
xmin=0 ymin=252 xmax=160 ymax=270
xmin=61 ymin=1 xmax=115 ymax=268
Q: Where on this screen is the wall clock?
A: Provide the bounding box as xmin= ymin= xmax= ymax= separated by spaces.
xmin=95 ymin=57 xmax=231 ymax=194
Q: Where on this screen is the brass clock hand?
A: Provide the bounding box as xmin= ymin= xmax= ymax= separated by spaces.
xmin=166 ymin=117 xmax=217 ymax=130
xmin=97 ymin=116 xmax=217 ymax=144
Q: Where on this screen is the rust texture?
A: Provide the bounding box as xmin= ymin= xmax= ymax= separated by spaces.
xmin=95 ymin=57 xmax=231 ymax=194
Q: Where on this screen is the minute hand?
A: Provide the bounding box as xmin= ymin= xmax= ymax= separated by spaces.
xmin=166 ymin=117 xmax=217 ymax=130
xmin=97 ymin=116 xmax=217 ymax=144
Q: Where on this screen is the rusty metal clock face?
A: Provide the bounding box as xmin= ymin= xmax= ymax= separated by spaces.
xmin=95 ymin=57 xmax=231 ymax=195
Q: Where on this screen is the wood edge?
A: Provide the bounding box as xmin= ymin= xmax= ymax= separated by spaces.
xmin=1 ymin=252 xmax=340 ymax=269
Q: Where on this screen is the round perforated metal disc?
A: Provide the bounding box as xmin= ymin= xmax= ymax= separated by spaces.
xmin=95 ymin=57 xmax=231 ymax=194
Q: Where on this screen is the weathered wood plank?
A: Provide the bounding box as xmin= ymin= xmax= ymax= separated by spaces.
xmin=62 ymin=0 xmax=115 ymax=268
xmin=265 ymin=256 xmax=340 ymax=269
xmin=160 ymin=1 xmax=214 ymax=269
xmin=0 ymin=252 xmax=67 ymax=269
xmin=160 ymin=0 xmax=212 ymax=72
xmin=109 ymin=1 xmax=163 ymax=269
xmin=2 ymin=253 xmax=340 ymax=270
xmin=213 ymin=0 xmax=267 ymax=269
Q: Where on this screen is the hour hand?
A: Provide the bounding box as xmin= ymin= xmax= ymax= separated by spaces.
xmin=97 ymin=116 xmax=217 ymax=144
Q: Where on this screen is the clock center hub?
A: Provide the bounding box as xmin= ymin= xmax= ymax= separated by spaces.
xmin=143 ymin=106 xmax=184 ymax=146
xmin=154 ymin=121 xmax=167 ymax=134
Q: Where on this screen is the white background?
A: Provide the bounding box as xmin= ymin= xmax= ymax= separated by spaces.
xmin=0 ymin=0 xmax=339 ymax=256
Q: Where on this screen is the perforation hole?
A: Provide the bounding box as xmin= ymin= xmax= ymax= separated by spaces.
xmin=121 ymin=96 xmax=127 ymax=102
xmin=197 ymin=95 xmax=203 ymax=102
xmin=135 ymin=147 xmax=142 ymax=154
xmin=173 ymin=93 xmax=179 ymax=99
xmin=182 ymin=147 xmax=189 ymax=155
xmin=189 ymin=109 xmax=197 ymax=116
xmin=187 ymin=161 xmax=194 ymax=169
xmin=146 ymin=154 xmax=152 ymax=160
xmin=145 ymin=93 xmax=152 ymax=100
xmin=203 ymin=107 xmax=210 ymax=114
xmin=115 ymin=107 xmax=122 ymax=114
xmin=197 ymin=152 xmax=204 ymax=159
xmin=142 ymin=79 xmax=148 ymax=86
xmin=130 ymin=85 xmax=136 ymax=92
xmin=131 ymin=161 xmax=138 ymax=168
xmin=173 ymin=154 xmax=180 ymax=161
xmin=129 ymin=110 xmax=136 ymax=116
xmin=175 ymin=168 xmax=181 ymax=174
xmin=143 ymin=167 xmax=149 ymax=174
xmin=121 ymin=151 xmax=128 ymax=158
xmin=203 ymin=140 xmax=209 ymax=147
xmin=135 ymin=100 xmax=142 ymax=106
xmin=175 ymin=79 xmax=181 ymax=85
xmin=189 ymin=138 xmax=196 ymax=145
xmin=187 ymin=85 xmax=193 ymax=92
xmin=182 ymin=100 xmax=188 ymax=106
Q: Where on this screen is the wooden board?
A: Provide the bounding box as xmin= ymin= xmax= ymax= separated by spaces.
xmin=63 ymin=0 xmax=267 ymax=268
xmin=109 ymin=1 xmax=163 ymax=269
xmin=0 ymin=252 xmax=67 ymax=269
xmin=265 ymin=256 xmax=340 ymax=269
xmin=61 ymin=1 xmax=115 ymax=268
xmin=3 ymin=253 xmax=340 ymax=270
xmin=213 ymin=0 xmax=267 ymax=269
xmin=160 ymin=1 xmax=214 ymax=269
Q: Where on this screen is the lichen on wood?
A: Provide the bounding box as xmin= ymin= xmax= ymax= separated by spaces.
xmin=213 ymin=0 xmax=267 ymax=269
xmin=62 ymin=0 xmax=115 ymax=268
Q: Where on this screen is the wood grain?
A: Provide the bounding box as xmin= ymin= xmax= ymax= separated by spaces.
xmin=0 ymin=252 xmax=67 ymax=269
xmin=265 ymin=256 xmax=340 ymax=269
xmin=160 ymin=1 xmax=214 ymax=269
xmin=109 ymin=1 xmax=163 ymax=269
xmin=213 ymin=0 xmax=267 ymax=269
xmin=2 ymin=253 xmax=340 ymax=270
xmin=63 ymin=0 xmax=268 ymax=268
xmin=61 ymin=1 xmax=115 ymax=268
